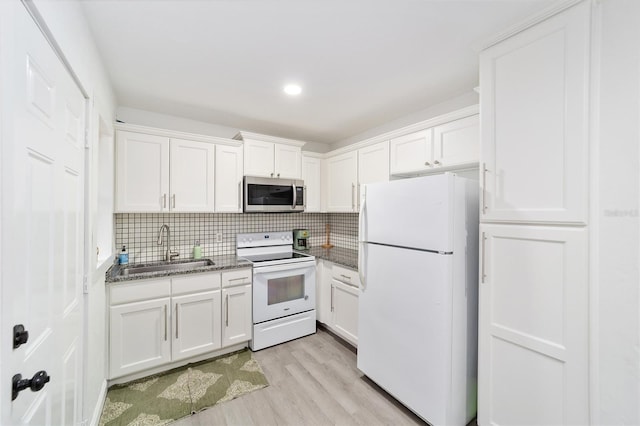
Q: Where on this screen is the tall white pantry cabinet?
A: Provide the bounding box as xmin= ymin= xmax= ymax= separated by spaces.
xmin=478 ymin=2 xmax=591 ymax=425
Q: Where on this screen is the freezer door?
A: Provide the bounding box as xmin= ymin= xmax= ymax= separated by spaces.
xmin=362 ymin=174 xmax=454 ymax=252
xmin=357 ymin=242 xmax=453 ymax=425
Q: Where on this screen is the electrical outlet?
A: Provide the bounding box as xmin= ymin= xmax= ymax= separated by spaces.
xmin=215 ymin=232 xmax=223 ymax=243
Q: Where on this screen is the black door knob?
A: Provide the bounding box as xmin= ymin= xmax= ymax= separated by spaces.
xmin=12 ymin=371 xmax=50 ymax=401
xmin=13 ymin=324 xmax=29 ymax=349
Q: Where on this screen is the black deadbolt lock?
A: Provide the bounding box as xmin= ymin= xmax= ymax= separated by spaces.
xmin=12 ymin=371 xmax=50 ymax=401
xmin=13 ymin=324 xmax=29 ymax=349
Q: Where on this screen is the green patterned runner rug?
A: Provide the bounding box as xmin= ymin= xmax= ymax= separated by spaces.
xmin=99 ymin=349 xmax=269 ymax=426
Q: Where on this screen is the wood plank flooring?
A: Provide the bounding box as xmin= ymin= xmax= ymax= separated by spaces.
xmin=173 ymin=327 xmax=472 ymax=426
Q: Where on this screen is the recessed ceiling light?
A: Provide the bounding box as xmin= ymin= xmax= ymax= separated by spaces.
xmin=284 ymin=84 xmax=302 ymax=96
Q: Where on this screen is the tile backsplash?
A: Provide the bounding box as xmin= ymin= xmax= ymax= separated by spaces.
xmin=115 ymin=212 xmax=358 ymax=264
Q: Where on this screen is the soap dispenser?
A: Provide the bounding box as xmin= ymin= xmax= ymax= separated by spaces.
xmin=193 ymin=241 xmax=202 ymax=260
xmin=119 ymin=245 xmax=129 ymax=265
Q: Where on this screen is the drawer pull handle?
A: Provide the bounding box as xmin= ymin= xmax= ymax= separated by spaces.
xmin=340 ymin=274 xmax=351 ymax=280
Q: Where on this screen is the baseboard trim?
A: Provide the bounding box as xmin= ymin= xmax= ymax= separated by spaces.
xmin=317 ymin=322 xmax=357 ymax=354
xmin=89 ymin=379 xmax=108 ymax=426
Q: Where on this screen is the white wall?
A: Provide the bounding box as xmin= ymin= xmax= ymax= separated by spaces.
xmin=594 ymin=1 xmax=640 ymax=424
xmin=30 ymin=1 xmax=117 ymax=424
xmin=116 ymin=106 xmax=331 ymax=153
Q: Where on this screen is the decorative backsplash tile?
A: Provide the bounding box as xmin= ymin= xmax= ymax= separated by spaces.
xmin=115 ymin=212 xmax=358 ymax=264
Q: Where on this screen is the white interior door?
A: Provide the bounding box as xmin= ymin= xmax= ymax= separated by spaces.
xmin=1 ymin=2 xmax=86 ymax=424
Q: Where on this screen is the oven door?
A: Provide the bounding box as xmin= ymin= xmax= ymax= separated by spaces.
xmin=252 ymin=261 xmax=316 ymax=323
xmin=244 ymin=176 xmax=304 ymax=212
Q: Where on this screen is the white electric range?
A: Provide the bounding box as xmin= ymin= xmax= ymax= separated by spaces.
xmin=237 ymin=231 xmax=316 ymax=350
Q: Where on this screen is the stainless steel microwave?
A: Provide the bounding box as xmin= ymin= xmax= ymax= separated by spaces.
xmin=243 ymin=176 xmax=304 ymax=213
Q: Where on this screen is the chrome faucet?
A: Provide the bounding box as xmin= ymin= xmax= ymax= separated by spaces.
xmin=157 ymin=224 xmax=179 ymax=261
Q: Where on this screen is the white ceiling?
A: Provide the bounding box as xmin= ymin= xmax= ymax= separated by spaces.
xmin=81 ymin=0 xmax=555 ymax=144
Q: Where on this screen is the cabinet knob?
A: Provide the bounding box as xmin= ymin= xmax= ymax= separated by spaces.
xmin=434 ymin=160 xmax=441 ymax=166
xmin=424 ymin=161 xmax=431 ymax=166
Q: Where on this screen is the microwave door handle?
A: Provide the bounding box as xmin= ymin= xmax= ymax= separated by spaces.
xmin=292 ymin=183 xmax=297 ymax=209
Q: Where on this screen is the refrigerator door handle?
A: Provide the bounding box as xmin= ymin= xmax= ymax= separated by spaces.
xmin=358 ymin=186 xmax=367 ymax=289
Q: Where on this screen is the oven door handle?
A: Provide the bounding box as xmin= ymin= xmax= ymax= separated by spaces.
xmin=252 ymin=262 xmax=315 ymax=275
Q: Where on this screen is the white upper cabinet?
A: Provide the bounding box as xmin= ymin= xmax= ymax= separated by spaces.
xmin=243 ymin=139 xmax=276 ymax=177
xmin=389 ymin=129 xmax=433 ymax=175
xmin=215 ymin=144 xmax=243 ymax=213
xmin=274 ymin=143 xmax=302 ymax=179
xmin=240 ymin=133 xmax=303 ymax=179
xmin=116 ymin=130 xmax=215 ymax=213
xmin=479 ymin=2 xmax=589 ymax=224
xmin=170 ymin=138 xmax=215 ymax=212
xmin=433 ymin=114 xmax=479 ymax=168
xmin=357 ymin=141 xmax=389 ymax=210
xmin=326 ymin=151 xmax=358 ymax=212
xmin=302 ymin=153 xmax=322 ymax=212
xmin=116 ymin=131 xmax=170 ymax=212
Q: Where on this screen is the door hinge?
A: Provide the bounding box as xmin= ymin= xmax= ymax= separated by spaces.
xmin=82 ymin=275 xmax=89 ymax=294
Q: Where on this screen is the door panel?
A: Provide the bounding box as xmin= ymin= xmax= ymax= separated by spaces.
xmin=215 ymin=144 xmax=243 ymax=212
xmin=480 ymin=2 xmax=589 ymax=223
xmin=1 ymin=2 xmax=86 ymax=423
xmin=389 ymin=129 xmax=432 ymax=175
xmin=222 ymin=285 xmax=252 ymax=347
xmin=170 ymin=138 xmax=215 ymax=212
xmin=331 ymin=280 xmax=358 ymax=345
xmin=172 ymin=291 xmax=222 ymax=361
xmin=478 ymin=224 xmax=588 ymax=425
xmin=115 ymin=131 xmax=169 ymax=212
xmin=109 ymin=298 xmax=171 ymax=379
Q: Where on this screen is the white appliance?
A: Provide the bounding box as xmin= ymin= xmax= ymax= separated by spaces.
xmin=237 ymin=231 xmax=316 ymax=350
xmin=357 ymin=173 xmax=478 ymax=426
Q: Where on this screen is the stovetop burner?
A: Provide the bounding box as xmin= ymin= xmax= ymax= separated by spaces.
xmin=236 ymin=231 xmax=315 ymax=268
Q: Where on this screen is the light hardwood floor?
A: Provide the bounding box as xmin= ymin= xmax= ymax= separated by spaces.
xmin=172 ymin=326 xmax=475 ymax=426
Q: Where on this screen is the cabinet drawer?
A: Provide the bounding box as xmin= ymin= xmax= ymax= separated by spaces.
xmin=332 ymin=264 xmax=359 ymax=288
xmin=222 ymin=268 xmax=252 ymax=288
xmin=172 ymin=272 xmax=221 ymax=296
xmin=110 ymin=278 xmax=171 ymax=305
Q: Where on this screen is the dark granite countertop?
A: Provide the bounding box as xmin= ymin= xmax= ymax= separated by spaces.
xmin=106 ymin=255 xmax=252 ymax=284
xmin=308 ymin=246 xmax=358 ymax=270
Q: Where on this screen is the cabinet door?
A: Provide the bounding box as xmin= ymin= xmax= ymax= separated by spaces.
xmin=433 ymin=114 xmax=479 ymax=168
xmin=170 ymin=138 xmax=215 ymax=212
xmin=109 ymin=297 xmax=171 ymax=379
xmin=215 ymin=144 xmax=243 ymax=212
xmin=478 ymin=224 xmax=588 ymax=425
xmin=115 ymin=131 xmax=169 ymax=212
xmin=358 ymin=141 xmax=389 ymax=210
xmin=244 ymin=139 xmax=274 ymax=177
xmin=326 ymin=151 xmax=358 ymax=212
xmin=389 ymin=129 xmax=432 ymax=175
xmin=275 ymin=144 xmax=301 ymax=179
xmin=479 ymin=2 xmax=589 ymax=224
xmin=172 ymin=290 xmax=222 ymax=361
xmin=331 ymin=280 xmax=359 ymax=345
xmin=302 ymin=154 xmax=322 ymax=212
xmin=222 ymin=284 xmax=252 ymax=347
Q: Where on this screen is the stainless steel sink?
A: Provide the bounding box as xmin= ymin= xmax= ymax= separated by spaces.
xmin=118 ymin=259 xmax=215 ymax=277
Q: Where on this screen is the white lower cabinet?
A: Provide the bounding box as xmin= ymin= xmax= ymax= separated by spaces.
xmin=478 ymin=224 xmax=588 ymax=425
xmin=171 ymin=290 xmax=222 ymax=361
xmin=331 ymin=279 xmax=359 ymax=345
xmin=110 ymin=297 xmax=171 ymax=378
xmin=109 ymin=268 xmax=252 ymax=380
xmin=317 ymin=261 xmax=359 ymax=347
xmin=222 ymin=284 xmax=252 ymax=347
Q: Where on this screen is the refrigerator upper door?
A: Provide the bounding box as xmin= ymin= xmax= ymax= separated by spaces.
xmin=362 ymin=174 xmax=454 ymax=252
xmin=357 ymin=242 xmax=453 ymax=425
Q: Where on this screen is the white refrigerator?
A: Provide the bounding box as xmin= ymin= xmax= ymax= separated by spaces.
xmin=357 ymin=173 xmax=479 ymax=426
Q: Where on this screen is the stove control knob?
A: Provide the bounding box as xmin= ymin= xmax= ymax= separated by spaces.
xmin=248 ymin=237 xmax=253 ymax=242
xmin=281 ymin=236 xmax=285 ymax=240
